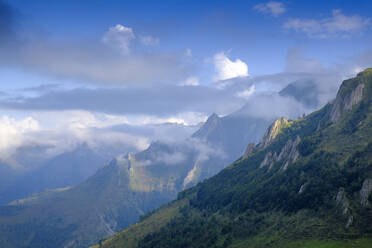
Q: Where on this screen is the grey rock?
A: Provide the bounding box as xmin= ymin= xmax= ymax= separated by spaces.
xmin=330 ymin=83 xmax=364 ymax=122
xmin=360 ymin=178 xmax=372 ymax=206
xmin=259 ymin=117 xmax=289 ymax=149
xmin=345 ymin=215 xmax=353 ymax=229
xmin=336 ymin=188 xmax=349 ymax=215
xmin=259 ymin=151 xmax=277 ymax=170
xmin=259 ymin=136 xmax=301 ymax=172
xmin=298 ymin=183 xmax=307 ymax=194
xmin=278 ymin=136 xmax=301 ymax=171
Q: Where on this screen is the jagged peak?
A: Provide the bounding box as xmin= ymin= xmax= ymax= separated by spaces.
xmin=328 ymin=68 xmax=371 ymax=122
xmin=259 ymin=117 xmax=289 ymax=149
xmin=191 ymin=113 xmax=221 ymax=139
xmin=206 ymin=113 xmax=220 ymax=122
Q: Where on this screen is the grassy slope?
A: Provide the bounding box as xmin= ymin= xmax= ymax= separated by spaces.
xmin=98 ymin=69 xmax=372 ymax=248
xmin=92 ymin=198 xmax=189 ymax=248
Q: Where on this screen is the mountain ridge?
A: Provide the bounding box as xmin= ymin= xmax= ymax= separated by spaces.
xmin=96 ymin=68 xmax=372 ymax=248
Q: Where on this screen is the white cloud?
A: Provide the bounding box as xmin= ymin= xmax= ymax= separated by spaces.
xmin=0 ymin=111 xmax=152 ymax=167
xmin=30 ymin=111 xmax=150 ymax=153
xmin=254 ymin=1 xmax=286 ymax=17
xmin=102 ymin=24 xmax=135 ymax=55
xmin=235 ymin=85 xmax=255 ymax=99
xmin=126 ymin=111 xmax=206 ymax=126
xmin=213 ymin=52 xmax=249 ymax=81
xmin=140 ymin=35 xmax=159 ymax=46
xmin=180 ymin=76 xmax=199 ymax=86
xmin=284 ymin=9 xmax=370 ymax=38
xmin=0 ymin=109 xmax=207 ymax=169
xmin=0 ymin=116 xmax=40 ymax=163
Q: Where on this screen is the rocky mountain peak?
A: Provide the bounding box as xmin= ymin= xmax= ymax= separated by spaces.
xmin=328 ymin=68 xmax=372 ymax=122
xmin=259 ymin=117 xmax=289 ymax=149
xmin=191 ymin=113 xmax=221 ymax=139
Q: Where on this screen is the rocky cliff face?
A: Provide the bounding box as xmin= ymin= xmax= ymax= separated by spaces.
xmin=329 ymin=74 xmax=366 ymax=122
xmin=259 ymin=117 xmax=289 ymax=149
xmin=277 ymin=136 xmax=301 ymax=170
xmin=259 ymin=135 xmax=301 ymax=171
xmin=360 ymin=178 xmax=372 ymax=207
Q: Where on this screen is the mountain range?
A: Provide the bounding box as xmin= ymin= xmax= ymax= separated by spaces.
xmin=0 ymin=75 xmax=330 ymax=247
xmin=96 ymin=69 xmax=372 ymax=248
xmin=0 ymin=144 xmax=110 ymax=205
xmin=0 ymin=103 xmax=275 ymax=247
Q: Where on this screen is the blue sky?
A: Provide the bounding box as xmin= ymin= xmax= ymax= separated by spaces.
xmin=1 ymin=0 xmax=372 ymax=162
xmin=6 ymin=0 xmax=372 ymax=79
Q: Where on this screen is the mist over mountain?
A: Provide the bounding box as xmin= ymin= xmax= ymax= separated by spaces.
xmin=0 ymin=144 xmax=109 ymax=205
xmin=0 ymin=106 xmax=271 ymax=247
xmin=1 ymin=1 xmax=372 ymax=248
xmin=0 ymin=68 xmax=357 ymax=247
xmin=97 ymin=68 xmax=372 ymax=248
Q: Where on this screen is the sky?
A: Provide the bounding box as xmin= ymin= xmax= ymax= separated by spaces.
xmin=1 ymin=0 xmax=372 ymax=167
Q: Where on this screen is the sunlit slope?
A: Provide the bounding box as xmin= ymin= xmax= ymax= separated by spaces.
xmin=98 ymin=69 xmax=372 ymax=248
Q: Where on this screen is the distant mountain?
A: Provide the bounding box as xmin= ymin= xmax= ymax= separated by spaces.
xmin=193 ymin=112 xmax=272 ymax=162
xmin=0 ymin=141 xmax=199 ymax=247
xmin=97 ymin=69 xmax=372 ymax=248
xmin=0 ymin=72 xmax=327 ymax=247
xmin=0 ymin=112 xmax=272 ymax=247
xmin=279 ymin=79 xmax=319 ymax=108
xmin=0 ymin=144 xmax=108 ymax=205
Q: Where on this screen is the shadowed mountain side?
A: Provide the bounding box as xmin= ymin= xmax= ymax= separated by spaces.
xmin=97 ymin=69 xmax=372 ymax=248
xmin=0 ymin=144 xmax=108 ymax=205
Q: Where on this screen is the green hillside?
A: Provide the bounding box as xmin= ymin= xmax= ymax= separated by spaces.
xmin=97 ymin=69 xmax=372 ymax=248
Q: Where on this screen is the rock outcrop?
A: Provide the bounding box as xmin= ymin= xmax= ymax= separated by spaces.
xmin=336 ymin=188 xmax=350 ymax=215
xmin=336 ymin=188 xmax=354 ymax=229
xmin=329 ymin=78 xmax=365 ymax=122
xmin=259 ymin=151 xmax=278 ymax=170
xmin=298 ymin=183 xmax=307 ymax=194
xmin=259 ymin=136 xmax=301 ymax=172
xmin=259 ymin=117 xmax=289 ymax=149
xmin=183 ymin=163 xmax=201 ymax=189
xmin=278 ymin=136 xmax=301 ymax=171
xmin=360 ymin=178 xmax=372 ymax=206
xmin=346 ymin=215 xmax=353 ymax=229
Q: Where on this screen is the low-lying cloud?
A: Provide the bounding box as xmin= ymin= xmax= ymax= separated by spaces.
xmin=0 ymin=110 xmax=199 ymax=170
